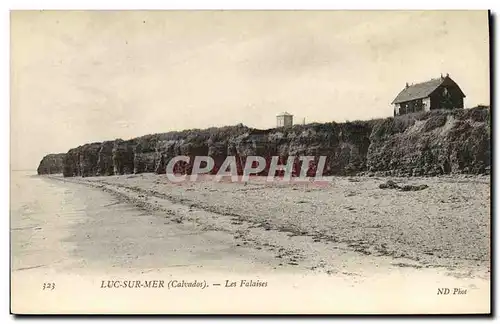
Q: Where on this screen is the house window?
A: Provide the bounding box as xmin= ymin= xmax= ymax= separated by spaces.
xmin=415 ymin=99 xmax=424 ymax=112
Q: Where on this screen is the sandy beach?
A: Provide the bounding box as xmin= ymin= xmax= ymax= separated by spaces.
xmin=10 ymin=171 xmax=490 ymax=314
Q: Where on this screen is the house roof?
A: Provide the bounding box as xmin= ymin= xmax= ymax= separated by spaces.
xmin=391 ymin=75 xmax=465 ymax=104
xmin=392 ymin=78 xmax=443 ymax=104
xmin=277 ymin=111 xmax=293 ymax=116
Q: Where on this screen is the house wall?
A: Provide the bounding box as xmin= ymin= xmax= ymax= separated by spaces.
xmin=277 ymin=115 xmax=293 ymax=127
xmin=430 ymin=81 xmax=465 ymax=110
xmin=283 ymin=115 xmax=293 ymax=127
xmin=423 ymin=97 xmax=431 ymax=112
xmin=397 ymin=99 xmax=425 ymax=116
xmin=393 ymin=103 xmax=401 ymax=116
xmin=276 ymin=116 xmax=284 ymax=127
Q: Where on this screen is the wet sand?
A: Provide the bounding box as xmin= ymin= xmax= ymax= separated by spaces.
xmin=11 ymin=172 xmax=491 ymax=314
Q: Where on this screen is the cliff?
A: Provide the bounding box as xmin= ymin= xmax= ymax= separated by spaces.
xmin=37 ymin=106 xmax=491 ymax=178
xmin=36 ymin=153 xmax=66 ymax=175
xmin=366 ymin=107 xmax=491 ymax=176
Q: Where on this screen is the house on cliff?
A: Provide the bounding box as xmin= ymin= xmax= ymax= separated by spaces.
xmin=276 ymin=112 xmax=293 ymax=127
xmin=391 ymin=74 xmax=465 ymax=116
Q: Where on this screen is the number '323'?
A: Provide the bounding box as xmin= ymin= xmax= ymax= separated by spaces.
xmin=42 ymin=283 xmax=55 ymax=290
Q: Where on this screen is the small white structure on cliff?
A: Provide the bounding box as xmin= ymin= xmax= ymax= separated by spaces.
xmin=276 ymin=112 xmax=293 ymax=128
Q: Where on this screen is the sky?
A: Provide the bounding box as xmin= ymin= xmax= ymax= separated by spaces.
xmin=10 ymin=10 xmax=490 ymax=170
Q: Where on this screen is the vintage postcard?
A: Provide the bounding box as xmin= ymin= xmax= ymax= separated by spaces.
xmin=10 ymin=10 xmax=491 ymax=314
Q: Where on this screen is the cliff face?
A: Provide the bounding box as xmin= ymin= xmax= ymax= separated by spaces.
xmin=227 ymin=121 xmax=373 ymax=176
xmin=366 ymin=107 xmax=491 ymax=176
xmin=36 ymin=153 xmax=66 ymax=175
xmin=38 ymin=106 xmax=490 ymax=178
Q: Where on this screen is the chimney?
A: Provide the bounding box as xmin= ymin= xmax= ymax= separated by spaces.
xmin=446 ymin=73 xmax=449 ymax=78
xmin=440 ymin=73 xmax=444 ymax=80
xmin=405 ymin=82 xmax=409 ymax=88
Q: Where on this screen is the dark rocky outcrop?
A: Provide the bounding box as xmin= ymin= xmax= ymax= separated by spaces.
xmin=36 ymin=153 xmax=66 ymax=175
xmin=366 ymin=107 xmax=491 ymax=176
xmin=97 ymin=141 xmax=115 ymax=176
xmin=62 ymin=148 xmax=79 ymax=177
xmin=78 ymin=143 xmax=102 ymax=177
xmin=112 ymin=139 xmax=136 ymax=175
xmin=379 ymin=180 xmax=429 ymax=191
xmin=38 ymin=106 xmax=491 ymax=178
